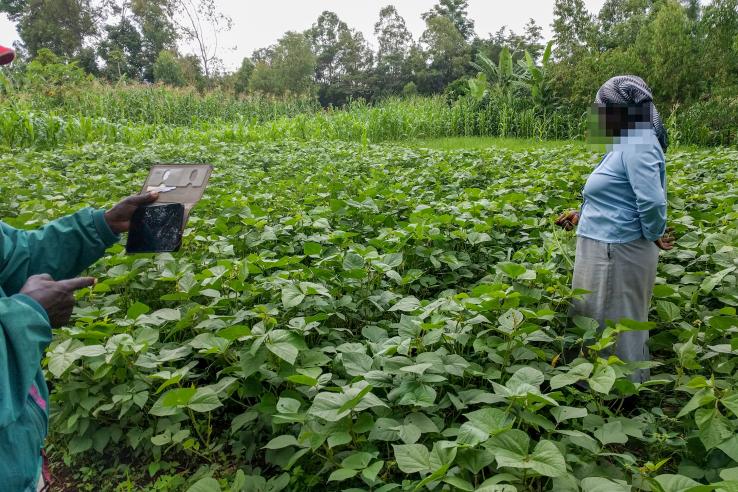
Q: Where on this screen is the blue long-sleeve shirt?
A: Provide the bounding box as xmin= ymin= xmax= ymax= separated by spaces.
xmin=577 ymin=127 xmax=667 ymax=243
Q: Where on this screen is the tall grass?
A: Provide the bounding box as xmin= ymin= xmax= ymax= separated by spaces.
xmin=7 ymin=80 xmax=320 ymax=126
xmin=0 ymin=96 xmax=589 ymax=150
xmin=671 ymin=97 xmax=738 ymax=147
xmin=2 ymin=65 xmax=733 ymax=148
xmin=60 ymin=85 xmax=318 ymax=125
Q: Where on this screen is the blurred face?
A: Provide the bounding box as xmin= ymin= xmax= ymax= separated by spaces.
xmin=587 ymin=103 xmax=652 ymax=148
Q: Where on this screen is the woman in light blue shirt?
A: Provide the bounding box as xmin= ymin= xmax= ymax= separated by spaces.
xmin=556 ymin=75 xmax=674 ymax=383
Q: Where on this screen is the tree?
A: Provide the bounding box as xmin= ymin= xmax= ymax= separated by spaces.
xmin=522 ymin=18 xmax=544 ymax=59
xmin=419 ymin=15 xmax=471 ymax=93
xmin=233 ymin=57 xmax=254 ymax=95
xmin=682 ymin=0 xmax=700 ymax=20
xmin=552 ymin=0 xmax=595 ymax=59
xmin=251 ymin=47 xmax=273 ymax=64
xmin=173 ymin=0 xmax=233 ymax=78
xmin=0 ymin=0 xmax=98 ymax=57
xmin=470 ymin=20 xmax=544 ymax=82
xmin=698 ymin=0 xmax=738 ymax=91
xmin=405 ymin=44 xmax=430 ymax=91
xmin=422 ymin=0 xmax=475 ymax=40
xmin=375 ymin=5 xmax=413 ymax=62
xmin=23 ymin=48 xmax=91 ymax=95
xmin=596 ymin=0 xmax=653 ymax=50
xmin=402 ymin=81 xmax=418 ymax=97
xmin=519 ymin=41 xmax=557 ymax=110
xmin=178 ymin=53 xmax=203 ymax=86
xmin=75 ymin=46 xmax=99 ymax=75
xmin=307 ymin=11 xmax=348 ymax=86
xmin=249 ymin=32 xmax=315 ymax=97
xmin=330 ymin=28 xmax=374 ymax=103
xmin=471 ymin=28 xmax=506 ymax=71
xmin=92 ymin=0 xmax=217 ymax=82
xmin=306 ymin=11 xmax=374 ymax=105
xmin=549 ymin=47 xmax=645 ymax=110
xmin=470 ymin=47 xmax=522 ymax=105
xmin=491 ymin=19 xmax=545 ymax=59
xmin=633 ymin=0 xmax=699 ymax=104
xmin=131 ymin=0 xmax=178 ymax=81
xmin=374 ymin=5 xmax=414 ymax=97
xmin=98 ymin=18 xmax=144 ymax=80
xmin=153 ymin=49 xmax=185 ymax=86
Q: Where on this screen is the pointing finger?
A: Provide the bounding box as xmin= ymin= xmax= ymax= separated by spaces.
xmin=57 ymin=277 xmax=97 ymax=291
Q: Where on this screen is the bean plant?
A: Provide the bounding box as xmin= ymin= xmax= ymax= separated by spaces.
xmin=2 ymin=140 xmax=738 ymax=491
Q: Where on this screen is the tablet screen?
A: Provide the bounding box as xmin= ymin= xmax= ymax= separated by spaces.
xmin=126 ymin=203 xmax=185 ymax=253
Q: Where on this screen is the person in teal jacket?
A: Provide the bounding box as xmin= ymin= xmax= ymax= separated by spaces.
xmin=1 ymin=47 xmax=159 ymax=489
xmin=0 ymin=195 xmax=159 ymax=491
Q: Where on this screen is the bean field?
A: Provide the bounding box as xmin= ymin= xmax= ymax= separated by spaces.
xmin=3 ymin=138 xmax=738 ymax=492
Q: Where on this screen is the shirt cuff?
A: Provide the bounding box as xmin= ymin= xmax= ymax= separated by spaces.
xmin=13 ymin=294 xmax=51 ymax=325
xmin=92 ymin=209 xmax=120 ymax=247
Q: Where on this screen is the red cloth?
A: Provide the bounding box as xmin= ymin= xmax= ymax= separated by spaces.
xmin=0 ymin=45 xmax=15 ymax=65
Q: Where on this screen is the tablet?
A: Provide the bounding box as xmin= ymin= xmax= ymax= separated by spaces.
xmin=125 ymin=164 xmax=212 ymax=254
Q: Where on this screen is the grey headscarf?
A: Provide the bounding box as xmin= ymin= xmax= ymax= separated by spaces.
xmin=595 ymin=75 xmax=668 ymax=152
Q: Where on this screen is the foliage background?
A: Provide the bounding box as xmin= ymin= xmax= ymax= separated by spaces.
xmin=2 ymin=137 xmax=738 ymax=491
xmin=4 ymin=0 xmax=738 ymax=146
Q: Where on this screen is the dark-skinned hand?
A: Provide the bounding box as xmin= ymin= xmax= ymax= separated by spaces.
xmin=20 ymin=274 xmax=96 ymax=327
xmin=655 ymin=227 xmax=676 ymax=251
xmin=104 ymin=192 xmax=159 ymax=234
xmin=555 ymin=210 xmax=580 ymax=231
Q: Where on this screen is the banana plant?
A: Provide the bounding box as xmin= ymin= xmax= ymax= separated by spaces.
xmin=517 ymin=41 xmax=557 ymax=111
xmin=467 ymin=72 xmax=488 ymax=101
xmin=469 ymin=47 xmax=525 ymax=105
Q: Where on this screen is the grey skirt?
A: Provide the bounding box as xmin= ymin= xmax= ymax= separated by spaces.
xmin=570 ymin=236 xmax=659 ymax=382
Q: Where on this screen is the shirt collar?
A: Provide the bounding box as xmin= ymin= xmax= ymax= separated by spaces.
xmin=608 ymin=125 xmax=657 ymax=151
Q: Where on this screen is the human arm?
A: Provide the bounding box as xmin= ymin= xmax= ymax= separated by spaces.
xmin=0 ymin=193 xmax=157 ymax=295
xmin=622 ymin=146 xmax=667 ymax=242
xmin=0 ymin=274 xmax=94 ymax=428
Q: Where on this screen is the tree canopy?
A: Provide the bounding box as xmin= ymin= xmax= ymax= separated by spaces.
xmin=2 ymin=0 xmax=736 ymax=114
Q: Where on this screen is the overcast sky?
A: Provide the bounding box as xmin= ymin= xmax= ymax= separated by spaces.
xmin=0 ymin=0 xmax=608 ymax=71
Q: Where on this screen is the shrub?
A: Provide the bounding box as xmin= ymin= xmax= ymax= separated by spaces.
xmin=153 ymin=51 xmax=186 ymax=87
